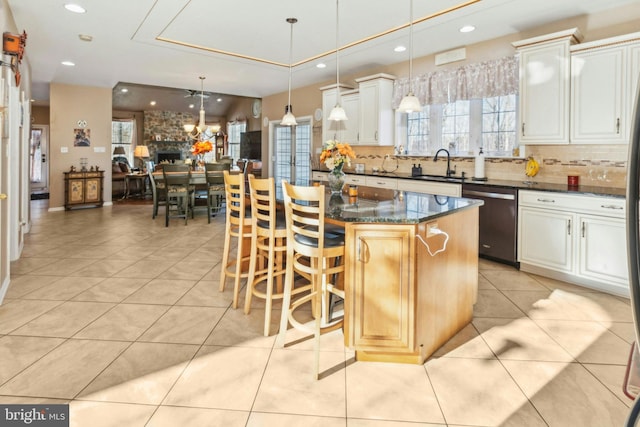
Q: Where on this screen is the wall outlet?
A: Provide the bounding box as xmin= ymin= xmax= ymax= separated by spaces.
xmin=60 ymin=147 xmax=68 ymax=153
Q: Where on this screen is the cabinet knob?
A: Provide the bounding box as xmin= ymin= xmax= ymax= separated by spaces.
xmin=0 ymin=193 xmax=6 ymax=200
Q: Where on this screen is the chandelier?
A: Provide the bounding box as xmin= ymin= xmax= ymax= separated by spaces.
xmin=184 ymin=76 xmax=219 ymax=140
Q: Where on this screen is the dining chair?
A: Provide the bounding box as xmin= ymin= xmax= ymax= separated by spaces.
xmin=147 ymin=161 xmax=166 ymax=219
xmin=244 ymin=175 xmax=292 ymax=336
xmin=276 ymin=181 xmax=346 ymax=379
xmin=162 ymin=164 xmax=193 ymax=226
xmin=205 ymin=162 xmax=229 ymax=223
xmin=219 ymin=170 xmax=252 ymax=309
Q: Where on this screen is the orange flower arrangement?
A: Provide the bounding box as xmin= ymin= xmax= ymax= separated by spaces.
xmin=320 ymin=140 xmax=356 ymax=172
xmin=190 ymin=140 xmax=213 ymax=156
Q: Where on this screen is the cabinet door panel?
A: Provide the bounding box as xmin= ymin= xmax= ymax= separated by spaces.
xmin=518 ymin=41 xmax=570 ymax=144
xmin=578 ymin=215 xmax=628 ymax=287
xmin=350 ymin=226 xmax=414 ymax=351
xmin=69 ymin=180 xmax=84 ymax=203
xmin=342 ymin=93 xmax=360 ymax=144
xmin=85 ymin=178 xmax=101 ymax=202
xmin=519 ymin=207 xmax=573 ymax=273
xmin=571 ymin=47 xmax=625 ymax=143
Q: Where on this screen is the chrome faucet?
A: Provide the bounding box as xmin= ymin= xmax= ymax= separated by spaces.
xmin=434 ymin=148 xmax=455 ymax=177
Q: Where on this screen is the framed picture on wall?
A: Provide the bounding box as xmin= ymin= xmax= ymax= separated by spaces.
xmin=73 ymin=128 xmax=90 ymax=147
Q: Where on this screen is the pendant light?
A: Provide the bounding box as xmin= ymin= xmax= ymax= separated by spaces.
xmin=281 ymin=17 xmax=298 ymax=126
xmin=398 ymin=0 xmax=421 ymax=113
xmin=328 ymin=0 xmax=347 ymax=121
xmin=184 ymin=76 xmax=209 ymax=139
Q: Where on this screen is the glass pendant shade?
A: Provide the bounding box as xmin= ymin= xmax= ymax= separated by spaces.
xmin=328 ymin=105 xmax=348 ymax=121
xmin=281 ymin=105 xmax=297 ymax=126
xmin=398 ymin=93 xmax=421 ymax=113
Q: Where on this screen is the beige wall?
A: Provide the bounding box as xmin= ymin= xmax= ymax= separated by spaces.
xmin=49 ymin=83 xmax=112 ymax=209
xmin=226 ymin=97 xmax=260 ymax=131
xmin=260 ymin=2 xmax=640 ymax=187
xmin=31 ymin=106 xmax=50 ymax=125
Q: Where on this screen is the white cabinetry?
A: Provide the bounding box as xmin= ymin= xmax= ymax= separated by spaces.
xmin=341 ymin=91 xmax=360 ymax=144
xmin=396 ymin=179 xmax=461 ymax=197
xmin=321 ymin=84 xmax=354 ymax=143
xmin=355 ymin=74 xmax=395 ymax=145
xmin=570 ymin=32 xmax=640 ymax=144
xmin=365 ymin=176 xmax=397 ymax=190
xmin=512 ymin=29 xmax=582 ymax=144
xmin=518 ymin=190 xmax=627 ymax=296
xmin=519 ymin=206 xmax=574 ymax=273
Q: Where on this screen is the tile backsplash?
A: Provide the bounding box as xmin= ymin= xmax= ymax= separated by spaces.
xmin=340 ymin=144 xmax=628 ymax=188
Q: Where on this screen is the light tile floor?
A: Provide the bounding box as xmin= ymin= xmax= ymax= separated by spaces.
xmin=0 ymin=200 xmax=635 ymax=426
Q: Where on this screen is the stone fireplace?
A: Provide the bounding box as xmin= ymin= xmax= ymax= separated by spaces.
xmin=155 ymin=150 xmax=182 ymax=164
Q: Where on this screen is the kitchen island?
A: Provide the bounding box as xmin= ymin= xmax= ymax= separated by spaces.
xmin=326 ymin=188 xmax=483 ymax=364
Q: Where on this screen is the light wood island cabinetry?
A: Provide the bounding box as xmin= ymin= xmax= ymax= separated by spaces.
xmin=341 ymin=201 xmax=480 ymax=363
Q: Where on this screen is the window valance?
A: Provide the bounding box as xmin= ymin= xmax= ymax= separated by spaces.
xmin=392 ymin=55 xmax=519 ymax=107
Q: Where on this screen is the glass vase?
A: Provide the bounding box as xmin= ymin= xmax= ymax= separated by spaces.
xmin=327 ymin=169 xmax=346 ymax=194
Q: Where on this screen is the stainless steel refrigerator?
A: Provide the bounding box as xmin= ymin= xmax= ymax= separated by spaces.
xmin=625 ymin=75 xmax=640 ymax=426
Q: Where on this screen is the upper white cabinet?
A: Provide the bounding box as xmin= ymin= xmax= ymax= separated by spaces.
xmin=355 ymin=74 xmax=395 ymax=146
xmin=570 ymin=34 xmax=640 ymax=144
xmin=341 ymin=91 xmax=360 ymax=144
xmin=321 ymin=83 xmax=354 ymax=143
xmin=512 ymin=28 xmax=582 ymax=144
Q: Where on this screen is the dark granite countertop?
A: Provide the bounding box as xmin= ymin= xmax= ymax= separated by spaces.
xmin=324 ymin=189 xmax=483 ymax=224
xmin=313 ymin=169 xmax=625 ymax=198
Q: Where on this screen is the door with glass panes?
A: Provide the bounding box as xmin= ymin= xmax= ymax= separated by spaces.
xmin=271 ymin=120 xmax=312 ymax=192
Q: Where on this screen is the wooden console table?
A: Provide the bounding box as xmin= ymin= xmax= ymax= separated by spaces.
xmin=64 ymin=170 xmax=104 ymax=210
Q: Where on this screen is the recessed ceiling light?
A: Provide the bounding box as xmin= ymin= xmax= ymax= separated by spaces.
xmin=216 ymin=98 xmax=223 ymax=102
xmin=78 ymin=34 xmax=92 ymax=42
xmin=188 ymin=104 xmax=195 ymax=109
xmin=316 ymin=63 xmax=326 ymax=69
xmin=61 ymin=61 xmax=75 ymax=66
xmin=394 ymin=45 xmax=407 ymax=52
xmin=459 ymin=25 xmax=475 ymax=33
xmin=64 ymin=4 xmax=86 ymax=13
xmin=120 ymin=88 xmax=128 ymax=93
xmin=150 ymin=101 xmax=156 ymax=106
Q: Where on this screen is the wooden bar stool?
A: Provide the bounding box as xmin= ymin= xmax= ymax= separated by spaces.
xmin=276 ymin=181 xmax=345 ymax=379
xmin=243 ymin=175 xmax=293 ymax=336
xmin=219 ymin=170 xmax=252 ymax=309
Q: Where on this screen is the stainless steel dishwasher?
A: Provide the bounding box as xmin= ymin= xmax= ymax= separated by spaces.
xmin=462 ymin=184 xmax=518 ymax=267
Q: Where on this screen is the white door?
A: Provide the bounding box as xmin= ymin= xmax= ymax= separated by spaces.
xmin=29 ymin=125 xmax=48 ymax=195
xmin=271 ymin=118 xmax=312 ymax=190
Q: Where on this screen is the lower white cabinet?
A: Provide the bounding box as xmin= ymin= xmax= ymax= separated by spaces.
xmin=396 ymin=179 xmax=461 ymax=197
xmin=518 ymin=190 xmax=627 ymax=296
xmin=578 ymin=214 xmax=628 ymax=286
xmin=519 ymin=207 xmax=574 ymax=273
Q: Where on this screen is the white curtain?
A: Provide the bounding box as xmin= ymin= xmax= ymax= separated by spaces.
xmin=392 ymin=56 xmax=519 ymax=107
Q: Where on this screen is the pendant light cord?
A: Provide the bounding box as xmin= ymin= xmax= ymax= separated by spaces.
xmin=287 ymin=18 xmax=295 ymax=110
xmin=408 ymin=0 xmax=414 ymax=92
xmin=335 ymin=0 xmax=340 ymax=105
